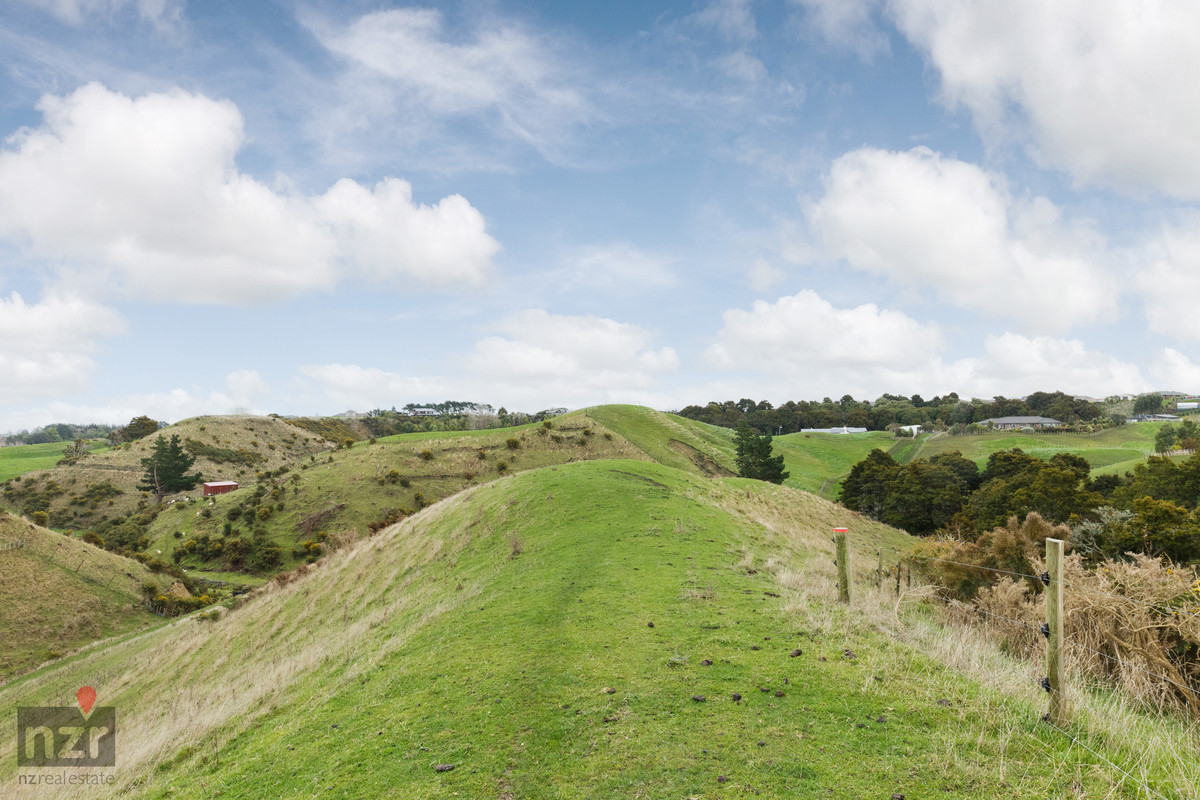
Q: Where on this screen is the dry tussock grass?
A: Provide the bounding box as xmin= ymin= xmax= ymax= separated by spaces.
xmin=706 ymin=487 xmax=1200 ymax=796
xmin=968 ymin=554 xmax=1200 ymax=715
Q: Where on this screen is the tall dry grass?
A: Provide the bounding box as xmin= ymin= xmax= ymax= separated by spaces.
xmin=714 ymin=488 xmax=1200 ymax=798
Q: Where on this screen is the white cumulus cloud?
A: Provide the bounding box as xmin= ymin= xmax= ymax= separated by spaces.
xmin=1137 ymin=217 xmax=1200 ymax=342
xmin=706 ymin=290 xmax=1146 ymax=400
xmin=0 ymin=83 xmax=499 ymax=305
xmin=467 ymin=310 xmax=679 ymax=390
xmin=955 ymin=333 xmax=1147 ymax=399
xmin=0 ymin=292 xmax=126 ymax=406
xmin=806 ymin=146 xmax=1117 ymax=332
xmin=1148 ymin=349 xmax=1200 ymax=392
xmin=707 ymin=289 xmax=943 ymax=373
xmin=890 ymin=0 xmax=1200 ymax=198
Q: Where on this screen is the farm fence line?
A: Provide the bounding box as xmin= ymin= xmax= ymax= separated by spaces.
xmin=831 ymin=528 xmax=1199 ymax=800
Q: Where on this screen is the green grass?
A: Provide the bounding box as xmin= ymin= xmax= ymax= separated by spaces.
xmin=0 ymin=441 xmax=69 ymax=482
xmin=587 ymin=405 xmax=736 ymax=475
xmin=771 ymin=430 xmax=896 ymax=498
xmin=906 ymin=423 xmax=1165 ymax=477
xmin=0 ymin=512 xmax=171 ymax=681
xmin=142 ymin=409 xmax=648 ymax=577
xmin=2 ymin=460 xmax=1187 ymax=798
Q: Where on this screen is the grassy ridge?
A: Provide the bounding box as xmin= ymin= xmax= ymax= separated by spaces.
xmin=586 ymin=405 xmax=736 ymax=475
xmin=2 ymin=461 xmax=1184 ymax=798
xmin=142 ymin=410 xmax=648 ymax=575
xmin=0 ymin=417 xmax=327 ymax=527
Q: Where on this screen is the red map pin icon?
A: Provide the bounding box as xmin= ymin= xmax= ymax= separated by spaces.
xmin=77 ymin=686 xmax=97 ymax=714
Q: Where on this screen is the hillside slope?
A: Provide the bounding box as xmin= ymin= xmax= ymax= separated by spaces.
xmin=0 ymin=460 xmax=1163 ymax=799
xmin=907 ymin=423 xmax=1163 ymax=476
xmin=0 ymin=512 xmax=173 ymax=682
xmin=0 ymin=416 xmax=328 ymax=529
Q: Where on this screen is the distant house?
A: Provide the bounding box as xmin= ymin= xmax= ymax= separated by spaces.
xmin=203 ymin=481 xmax=239 ymax=497
xmin=978 ymin=416 xmax=1062 ymax=430
xmin=410 ymin=408 xmax=441 ymax=417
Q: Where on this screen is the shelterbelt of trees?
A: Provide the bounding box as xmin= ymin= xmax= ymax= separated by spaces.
xmin=839 ymin=438 xmax=1200 ymax=565
xmin=677 ymin=390 xmax=1106 ymax=433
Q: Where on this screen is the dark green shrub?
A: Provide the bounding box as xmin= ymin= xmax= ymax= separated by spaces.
xmin=419 ymin=449 xmax=434 ymax=461
xmin=506 ymin=438 xmax=520 ymax=450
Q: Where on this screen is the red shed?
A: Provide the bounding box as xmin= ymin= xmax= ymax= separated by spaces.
xmin=203 ymin=481 xmax=239 ymax=497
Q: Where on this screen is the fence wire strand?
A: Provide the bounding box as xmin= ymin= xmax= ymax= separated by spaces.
xmin=879 ymin=540 xmax=1195 ymax=799
xmin=879 ymin=544 xmax=1043 ymax=583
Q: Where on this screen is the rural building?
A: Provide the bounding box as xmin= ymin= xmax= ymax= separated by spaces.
xmin=978 ymin=416 xmax=1062 ymax=430
xmin=410 ymin=408 xmax=441 ymax=417
xmin=202 ymin=481 xmax=239 ymax=497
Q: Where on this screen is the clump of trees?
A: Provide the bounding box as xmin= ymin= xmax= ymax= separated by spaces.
xmin=139 ymin=434 xmax=202 ymax=502
xmin=733 ymin=421 xmax=789 ymax=484
xmin=842 ymin=444 xmax=1200 ymax=565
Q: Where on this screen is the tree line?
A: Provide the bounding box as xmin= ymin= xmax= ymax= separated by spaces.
xmin=840 ymin=444 xmax=1200 ymax=565
xmin=677 ymin=391 xmax=1107 ymax=434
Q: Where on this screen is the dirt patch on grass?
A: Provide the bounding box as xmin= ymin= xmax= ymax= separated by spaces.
xmin=667 ymin=439 xmax=735 ymax=477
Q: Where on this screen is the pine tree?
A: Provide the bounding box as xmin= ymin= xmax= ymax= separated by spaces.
xmin=138 ymin=434 xmax=202 ymax=502
xmin=733 ymin=421 xmax=789 ymax=484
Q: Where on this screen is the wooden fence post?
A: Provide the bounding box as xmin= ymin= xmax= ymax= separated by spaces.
xmin=1046 ymin=537 xmax=1070 ymax=725
xmin=876 ymin=549 xmax=883 ymax=589
xmin=834 ymin=527 xmax=850 ymax=604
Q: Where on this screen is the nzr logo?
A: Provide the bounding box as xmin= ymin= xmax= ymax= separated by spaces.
xmin=17 ymin=687 xmax=116 ymax=767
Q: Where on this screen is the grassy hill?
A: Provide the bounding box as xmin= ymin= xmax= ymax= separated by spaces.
xmin=0 ymin=512 xmax=174 ymax=682
xmin=3 ymin=459 xmax=1189 ymax=798
xmin=140 ymin=409 xmax=648 ymax=578
xmin=0 ymin=441 xmax=76 ymax=482
xmin=140 ymin=407 xmax=910 ymax=580
xmin=904 ymin=423 xmax=1164 ymax=477
xmin=0 ymin=416 xmax=328 ymax=530
xmin=771 ymin=430 xmax=898 ymax=498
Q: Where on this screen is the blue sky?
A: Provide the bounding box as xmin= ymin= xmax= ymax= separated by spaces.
xmin=1 ymin=0 xmax=1198 ymax=431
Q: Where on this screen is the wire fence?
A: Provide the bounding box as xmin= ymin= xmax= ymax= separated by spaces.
xmin=843 ymin=536 xmax=1200 ymax=800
